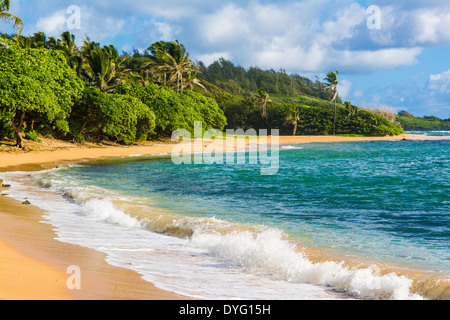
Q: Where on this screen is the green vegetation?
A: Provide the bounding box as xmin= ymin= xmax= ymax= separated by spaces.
xmin=0 ymin=0 xmax=22 ymax=34
xmin=396 ymin=111 xmax=450 ymax=131
xmin=0 ymin=38 xmax=83 ymax=148
xmin=0 ymin=32 xmax=226 ymax=147
xmin=1 ymin=18 xmax=408 ymax=148
xmin=71 ymin=87 xmax=156 ymax=144
xmin=323 ymin=71 xmax=339 ymax=135
xmin=198 ymin=59 xmax=404 ymax=136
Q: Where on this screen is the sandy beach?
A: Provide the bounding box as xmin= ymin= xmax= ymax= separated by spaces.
xmin=0 ymin=134 xmax=446 ymax=300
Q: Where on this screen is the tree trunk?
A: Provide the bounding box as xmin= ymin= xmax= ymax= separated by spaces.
xmin=30 ymin=118 xmax=35 ymax=132
xmin=333 ymin=100 xmax=337 ymax=135
xmin=293 ymin=122 xmax=298 ymax=136
xmin=0 ymin=40 xmax=10 ymax=49
xmin=11 ymin=112 xmax=26 ymax=149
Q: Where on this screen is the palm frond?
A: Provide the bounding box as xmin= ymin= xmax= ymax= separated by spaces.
xmin=0 ymin=12 xmax=23 ymax=33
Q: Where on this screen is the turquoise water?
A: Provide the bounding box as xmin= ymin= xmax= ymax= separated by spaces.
xmin=52 ymin=140 xmax=450 ymax=272
xmin=4 ymin=139 xmax=447 ymax=299
xmin=406 ymin=131 xmax=450 ymax=136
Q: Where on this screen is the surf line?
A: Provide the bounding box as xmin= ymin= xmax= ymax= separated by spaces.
xmin=171 ymin=121 xmax=280 ymax=176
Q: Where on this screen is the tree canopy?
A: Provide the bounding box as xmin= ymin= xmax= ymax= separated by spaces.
xmin=0 ymin=38 xmax=83 ymax=147
xmin=0 ymin=30 xmax=407 ymax=148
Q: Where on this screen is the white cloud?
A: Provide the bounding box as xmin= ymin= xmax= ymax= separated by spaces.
xmin=428 ymin=69 xmax=450 ymax=94
xmin=14 ymin=0 xmax=450 ymax=80
xmin=338 ymin=79 xmax=352 ymax=100
xmin=411 ymin=9 xmax=450 ymax=45
xmin=332 ymin=47 xmax=422 ymax=71
xmin=200 ymin=4 xmax=250 ymax=47
xmin=32 ymin=5 xmax=126 ymax=43
xmin=153 ymin=21 xmax=181 ymax=41
xmin=353 ymin=90 xmax=364 ymax=99
xmin=195 ymin=52 xmax=233 ymax=66
xmin=193 ymin=1 xmax=427 ymax=73
xmin=35 ymin=10 xmax=67 ymax=34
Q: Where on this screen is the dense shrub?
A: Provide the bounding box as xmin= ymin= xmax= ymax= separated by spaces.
xmin=0 ymin=37 xmax=83 ymax=147
xmin=70 ymin=87 xmax=156 ymax=144
xmin=119 ymin=85 xmax=227 ymax=136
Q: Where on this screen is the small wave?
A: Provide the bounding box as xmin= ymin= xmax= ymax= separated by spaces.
xmin=190 ymin=228 xmax=434 ymax=300
xmin=65 ymin=190 xmax=437 ymax=300
xmin=81 ymin=198 xmax=142 ymax=229
xmin=281 ymin=145 xmax=304 ymax=150
xmin=4 ymin=170 xmax=449 ymax=300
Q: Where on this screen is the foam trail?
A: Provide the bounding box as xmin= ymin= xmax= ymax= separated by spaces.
xmin=2 ymin=170 xmax=447 ymax=300
xmin=190 ymin=229 xmax=424 ymax=300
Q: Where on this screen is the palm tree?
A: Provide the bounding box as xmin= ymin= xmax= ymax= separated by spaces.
xmin=183 ymin=70 xmax=207 ymax=92
xmin=56 ymin=31 xmax=83 ymax=75
xmin=344 ymin=101 xmax=358 ymax=119
xmin=147 ymin=40 xmax=202 ymax=93
xmin=81 ymin=39 xmax=131 ymax=92
xmin=284 ymin=107 xmax=300 ymax=136
xmin=324 ymin=70 xmax=339 ymax=135
xmin=0 ymin=0 xmax=23 ymax=49
xmin=0 ymin=0 xmax=23 ymax=33
xmin=257 ymin=88 xmax=272 ymax=128
xmin=258 ymin=88 xmax=270 ymax=118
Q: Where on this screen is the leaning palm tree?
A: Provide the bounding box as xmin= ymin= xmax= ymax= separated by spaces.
xmin=183 ymin=70 xmax=207 ymax=92
xmin=324 ymin=70 xmax=339 ymax=135
xmin=147 ymin=40 xmax=203 ymax=93
xmin=0 ymin=0 xmax=23 ymax=49
xmin=284 ymin=107 xmax=300 ymax=136
xmin=258 ymin=88 xmax=270 ymax=118
xmin=257 ymin=88 xmax=272 ymax=128
xmin=0 ymin=0 xmax=22 ymax=33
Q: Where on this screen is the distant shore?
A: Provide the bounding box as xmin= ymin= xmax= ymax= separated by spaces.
xmin=0 ymin=133 xmax=447 ymax=300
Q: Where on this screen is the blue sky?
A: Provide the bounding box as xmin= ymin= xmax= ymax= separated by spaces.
xmin=2 ymin=0 xmax=450 ymax=118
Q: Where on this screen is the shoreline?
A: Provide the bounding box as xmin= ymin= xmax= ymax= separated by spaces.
xmin=0 ymin=134 xmax=448 ymax=300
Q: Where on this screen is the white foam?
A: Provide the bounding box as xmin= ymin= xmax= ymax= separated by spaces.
xmin=0 ymin=171 xmax=424 ymax=300
xmin=190 ymin=228 xmax=423 ymax=300
xmin=281 ymin=145 xmax=304 ymax=150
xmin=81 ymin=198 xmax=143 ymax=229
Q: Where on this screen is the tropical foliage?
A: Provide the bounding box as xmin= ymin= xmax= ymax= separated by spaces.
xmin=396 ymin=113 xmax=450 ymax=131
xmin=0 ymin=22 xmax=407 ymax=147
xmin=0 ymin=0 xmax=22 ymax=34
xmin=324 ymin=70 xmax=339 ymax=135
xmin=70 ymin=87 xmax=156 ymax=144
xmin=0 ymin=30 xmax=226 ymax=147
xmin=118 ymin=84 xmax=226 ymax=137
xmin=0 ymin=38 xmax=83 ymax=148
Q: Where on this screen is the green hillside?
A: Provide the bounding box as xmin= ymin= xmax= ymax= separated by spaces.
xmin=396 ymin=111 xmax=450 ymax=131
xmin=1 ymin=32 xmax=406 ymax=149
xmin=197 ymin=59 xmax=404 ymax=136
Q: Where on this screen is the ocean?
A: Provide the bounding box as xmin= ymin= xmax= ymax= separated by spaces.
xmin=1 ymin=138 xmax=449 ymax=300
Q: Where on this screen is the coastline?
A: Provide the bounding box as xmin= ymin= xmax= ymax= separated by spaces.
xmin=0 ymin=134 xmax=447 ymax=300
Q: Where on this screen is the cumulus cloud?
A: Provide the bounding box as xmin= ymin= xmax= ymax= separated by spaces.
xmin=428 ymin=69 xmax=450 ymax=94
xmin=29 ymin=4 xmax=127 ymax=44
xmin=192 ymin=1 xmax=429 ymax=73
xmin=13 ymin=0 xmax=448 ymax=74
xmin=338 ymin=79 xmax=352 ymax=100
xmin=35 ymin=9 xmax=67 ymax=35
